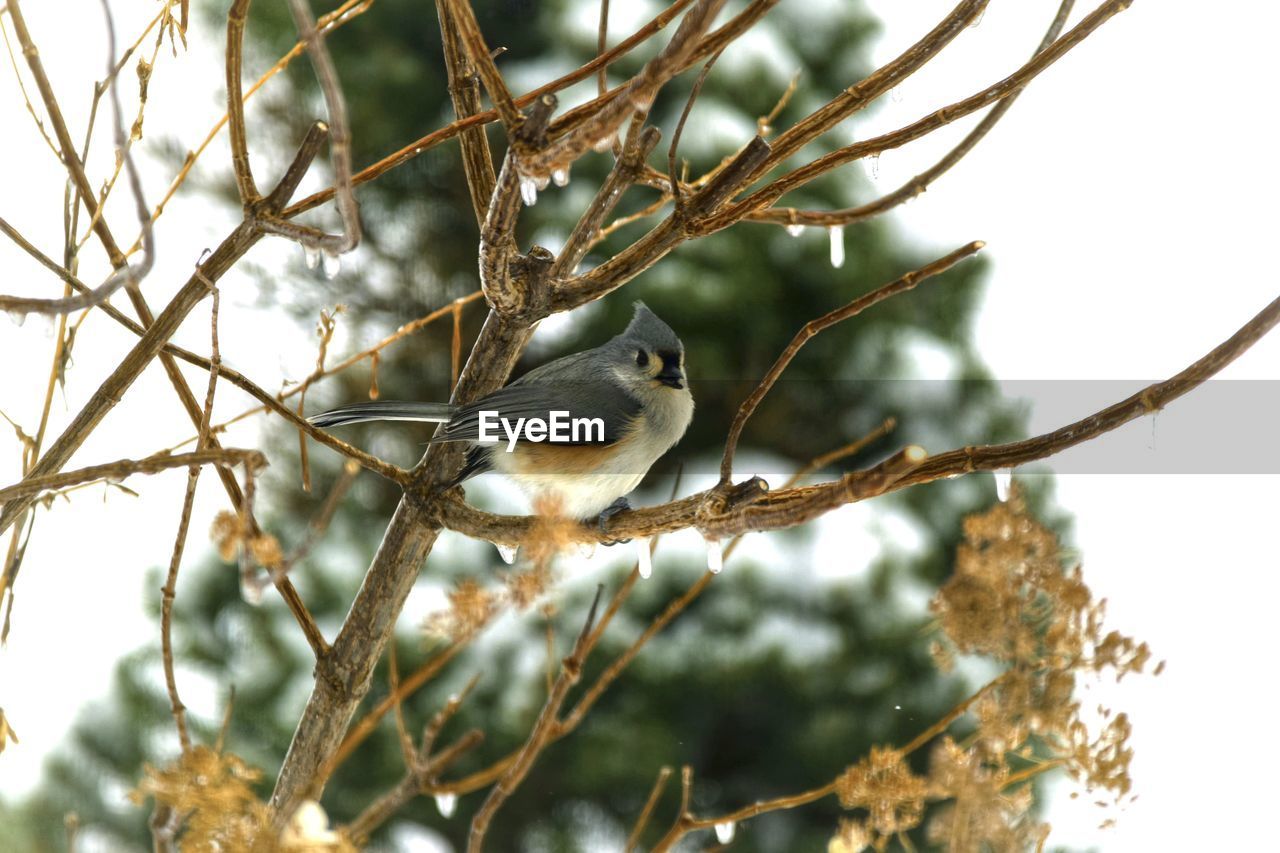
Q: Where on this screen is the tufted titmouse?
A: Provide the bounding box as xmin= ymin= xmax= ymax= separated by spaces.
xmin=311 ymin=302 xmax=693 ymax=525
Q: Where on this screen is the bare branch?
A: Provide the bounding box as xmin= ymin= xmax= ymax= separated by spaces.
xmin=226 ymin=0 xmax=260 ymax=205
xmin=704 ymin=0 xmax=1133 ymax=231
xmin=435 ymin=0 xmax=498 ymax=229
xmin=720 ymin=242 xmax=984 ymax=481
xmin=0 ymin=449 xmax=264 ymax=507
xmin=279 ymin=0 xmax=718 ymax=219
xmin=550 ymin=119 xmax=662 ymax=279
xmin=514 ymin=0 xmax=728 ymax=180
xmin=749 ymin=0 xmax=1076 ymax=229
xmin=441 ymin=0 xmax=521 ymax=129
xmin=438 ymin=288 xmax=1280 ymax=547
xmin=283 ymin=0 xmax=361 ymax=254
xmin=466 ymin=586 xmax=605 ymax=852
xmin=4 ymin=0 xmax=127 ymax=264
xmin=668 ymin=49 xmax=722 ymax=211
xmin=626 ymin=766 xmax=673 ymax=851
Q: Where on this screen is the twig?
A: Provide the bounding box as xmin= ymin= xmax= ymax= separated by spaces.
xmin=0 ymin=122 xmax=334 ymax=538
xmin=515 ymin=0 xmax=728 ymax=179
xmin=126 ymin=0 xmax=373 ymax=253
xmin=626 ymin=766 xmax=673 ymax=851
xmin=226 ymin=0 xmax=260 ymax=204
xmin=442 ymin=0 xmax=521 ymax=129
xmin=551 ymin=118 xmax=662 ymax=279
xmin=552 ymin=135 xmax=773 ymax=310
xmin=435 ymin=0 xmax=497 ymax=229
xmin=159 ymin=286 xmax=221 ymax=754
xmin=279 ymin=0 xmax=709 ymax=218
xmin=760 ymin=0 xmax=988 ymax=174
xmin=705 ymin=0 xmax=1134 ymax=230
xmin=5 ymin=0 xmax=126 ymax=264
xmin=596 ymin=0 xmax=611 ymax=97
xmin=283 ymin=0 xmax=361 ymax=254
xmin=720 ymin=242 xmax=984 ymax=481
xmin=321 ymin=642 xmax=466 ymax=782
xmin=466 ymin=586 xmax=605 ymax=852
xmin=749 ymin=0 xmax=1077 ymax=229
xmin=441 ymin=287 xmax=1280 ymax=547
xmin=0 ymin=449 xmax=264 ymax=507
xmin=668 ymin=49 xmax=722 ymax=211
xmin=345 ymin=675 xmax=483 ymax=844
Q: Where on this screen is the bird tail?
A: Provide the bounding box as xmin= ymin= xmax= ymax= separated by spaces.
xmin=309 ymin=400 xmax=456 ymax=428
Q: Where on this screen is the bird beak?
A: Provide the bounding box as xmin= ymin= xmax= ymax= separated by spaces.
xmin=656 ymin=367 xmax=684 ymax=389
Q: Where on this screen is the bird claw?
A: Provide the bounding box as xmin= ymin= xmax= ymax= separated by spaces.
xmin=595 ymin=497 xmax=633 ymax=545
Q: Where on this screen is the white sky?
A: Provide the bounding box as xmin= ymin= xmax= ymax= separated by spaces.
xmin=2 ymin=1 xmax=1279 ymax=850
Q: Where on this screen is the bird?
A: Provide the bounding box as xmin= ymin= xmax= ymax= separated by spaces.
xmin=310 ymin=302 xmax=694 ymax=528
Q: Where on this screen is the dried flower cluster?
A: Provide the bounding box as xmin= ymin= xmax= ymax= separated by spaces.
xmin=825 ymin=493 xmax=1157 ymax=850
xmin=130 ymin=746 xmax=274 ymax=851
xmin=424 ymin=498 xmax=569 ymax=641
xmin=210 ymin=509 xmax=282 ymax=570
xmin=131 ymin=747 xmax=356 ymax=852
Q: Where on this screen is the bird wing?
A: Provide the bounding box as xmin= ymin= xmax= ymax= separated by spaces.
xmin=435 ymin=378 xmax=641 ymax=445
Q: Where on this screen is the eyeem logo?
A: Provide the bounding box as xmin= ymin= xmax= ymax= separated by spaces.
xmin=477 ymin=410 xmax=605 ymax=452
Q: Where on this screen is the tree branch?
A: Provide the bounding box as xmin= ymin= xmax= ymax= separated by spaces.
xmin=0 ymin=449 xmax=264 ymax=507
xmin=748 ymin=0 xmax=1076 ymax=230
xmin=720 ymin=241 xmax=984 ymax=481
xmin=437 ymin=290 xmax=1280 ymax=546
xmin=435 ymin=0 xmax=498 ymax=229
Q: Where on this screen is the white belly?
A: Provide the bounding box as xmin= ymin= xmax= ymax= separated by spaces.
xmin=487 ymin=387 xmax=693 ymax=519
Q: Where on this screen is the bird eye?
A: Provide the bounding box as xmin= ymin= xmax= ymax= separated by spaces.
xmin=635 ymin=350 xmax=649 ymax=368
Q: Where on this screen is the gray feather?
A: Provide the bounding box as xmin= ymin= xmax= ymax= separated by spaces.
xmin=309 ymin=400 xmax=455 ymax=428
xmin=436 ymin=379 xmax=641 ymax=445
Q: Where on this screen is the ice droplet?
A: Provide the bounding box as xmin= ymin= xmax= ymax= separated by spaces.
xmin=592 ymin=134 xmax=614 ymax=153
xmin=994 ymin=469 xmax=1013 ymax=502
xmin=534 ymin=172 xmax=551 ymax=191
xmin=715 ymin=821 xmax=737 ymax=844
xmin=7 ymin=310 xmax=28 ymax=327
xmin=785 ymin=223 xmax=805 ymax=237
xmin=552 ymin=166 xmax=570 ymax=187
xmin=828 ymin=225 xmax=845 ymax=269
xmin=636 ymin=538 xmax=652 ymax=579
xmin=705 ymin=538 xmax=723 ymax=574
xmin=434 ymin=792 xmax=457 ymax=818
xmin=495 ymin=542 xmax=518 ymax=564
xmin=890 ymin=86 xmax=903 ymax=104
xmin=970 ymin=6 xmax=986 ymax=27
xmin=519 ymin=177 xmax=539 ymax=207
xmin=303 ymin=244 xmax=321 ymax=270
xmin=240 ymin=572 xmax=265 ymax=606
xmin=866 ymin=153 xmax=880 ymax=180
xmin=578 ymin=541 xmax=597 ymax=559
xmin=321 ymin=251 xmax=341 ymax=279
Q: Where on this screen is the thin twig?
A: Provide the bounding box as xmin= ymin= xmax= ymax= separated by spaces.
xmin=705 ymin=0 xmax=1133 ymax=231
xmin=748 ymin=0 xmax=1076 ymax=229
xmin=442 ymin=0 xmax=521 ymax=129
xmin=466 ymin=586 xmax=605 ymax=852
xmin=283 ymin=0 xmax=361 ymax=254
xmin=439 ymin=286 xmax=1280 ymax=547
xmin=159 ymin=286 xmax=221 ymax=754
xmin=226 ymin=0 xmax=260 ymax=204
xmin=435 ymin=0 xmax=497 ymax=229
xmin=626 ymin=766 xmax=673 ymax=851
xmin=0 ymin=449 xmax=264 ymax=507
xmin=720 ymin=242 xmax=984 ymax=481
xmin=668 ymin=49 xmax=722 ymax=211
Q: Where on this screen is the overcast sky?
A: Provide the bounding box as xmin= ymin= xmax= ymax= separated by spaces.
xmin=2 ymin=1 xmax=1279 ymax=849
